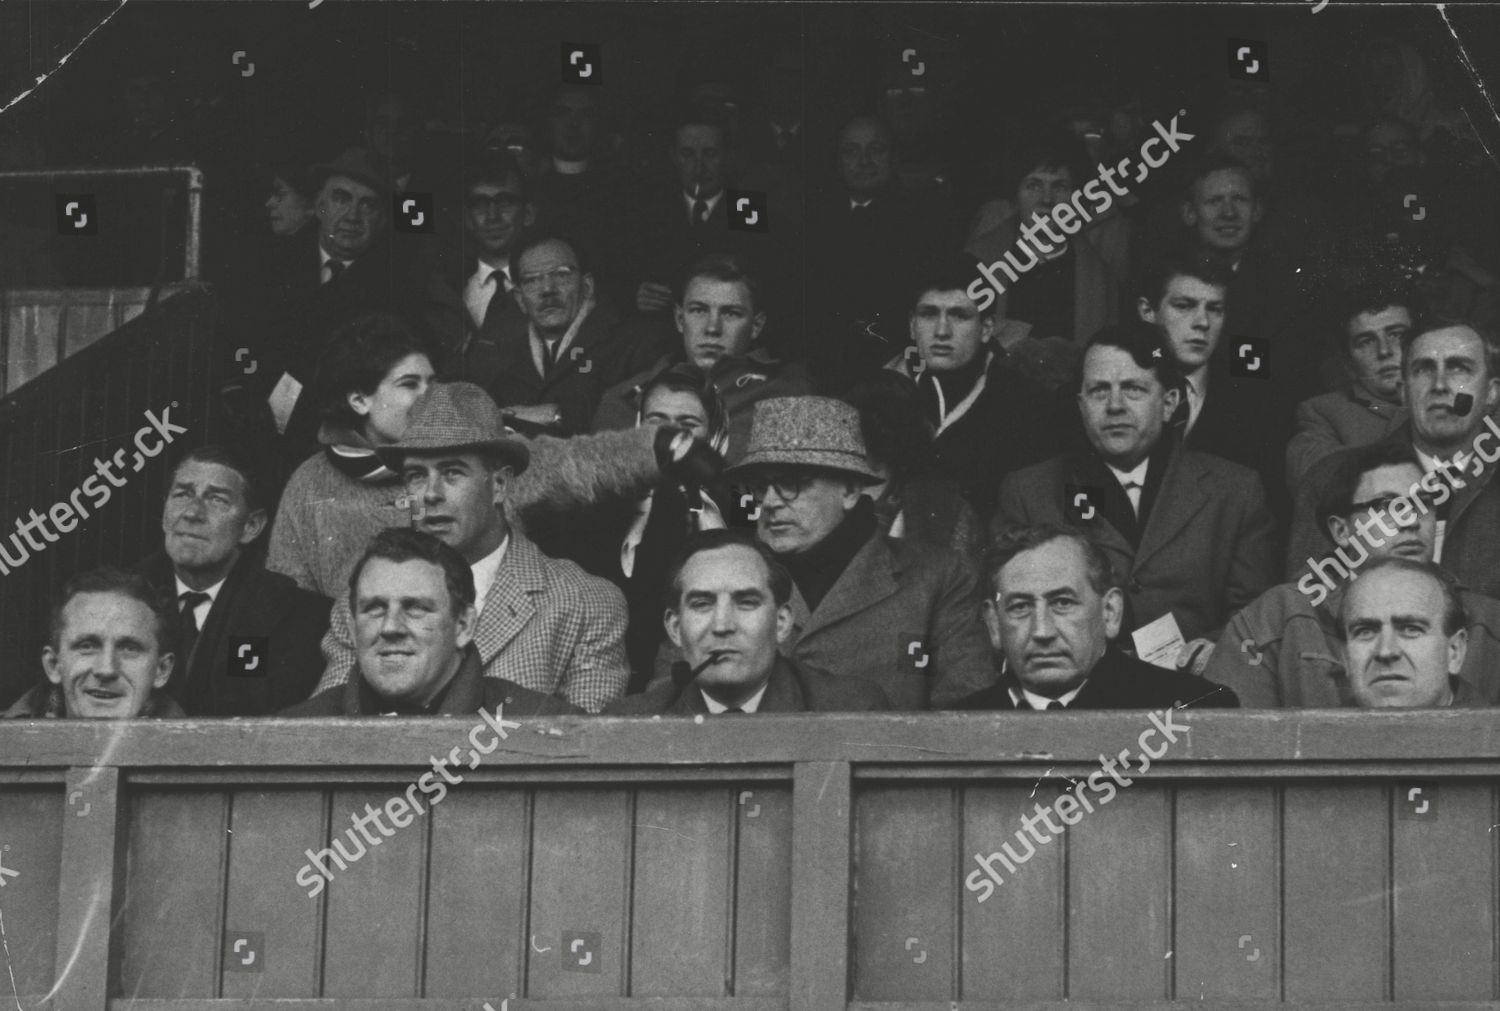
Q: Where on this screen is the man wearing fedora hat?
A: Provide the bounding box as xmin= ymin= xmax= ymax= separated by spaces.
xmin=306 ymin=381 xmax=632 ymax=713
xmin=710 ymin=395 xmax=994 ymax=708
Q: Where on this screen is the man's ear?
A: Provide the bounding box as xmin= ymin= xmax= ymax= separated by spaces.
xmin=978 ymin=313 xmax=995 ymax=346
xmin=980 ymin=598 xmax=1004 ymax=653
xmin=347 ymin=391 xmax=372 ymax=418
xmin=1161 ymin=385 xmax=1181 ymax=421
xmin=674 ymin=303 xmax=687 ymax=336
xmin=750 ymin=311 xmax=767 ymax=344
xmin=42 ymin=646 xmax=61 ymax=686
xmin=454 ymin=603 xmax=478 ymax=651
xmin=1180 ymin=199 xmax=1198 ymax=228
xmin=1327 ymin=515 xmax=1353 ymax=546
xmin=841 ymin=480 xmax=864 ymax=510
xmin=1101 ymin=586 xmax=1125 ymax=639
xmin=491 ymin=465 xmax=513 ymax=507
xmin=581 ymin=272 xmax=596 ymax=303
xmin=774 ymin=602 xmax=793 ymax=644
xmin=1250 ymin=197 xmax=1265 ymax=225
xmin=1448 ymin=627 xmax=1469 ymax=676
xmin=1137 ymin=296 xmax=1158 ymax=324
xmin=511 ymin=286 xmax=527 ymax=311
xmin=151 ymin=652 xmax=175 ymax=692
xmin=664 ymin=607 xmax=683 ymax=649
xmin=1484 ymin=376 xmax=1500 ymax=415
xmin=523 ymin=203 xmax=536 ymax=229
xmin=239 ymin=508 xmax=269 ymax=546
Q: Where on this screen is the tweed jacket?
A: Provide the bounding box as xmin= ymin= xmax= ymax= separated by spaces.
xmin=312 ymin=531 xmax=629 ymax=713
xmin=947 ymin=648 xmax=1240 ymax=710
xmin=268 ymin=424 xmax=664 ymax=599
xmin=1285 ymin=421 xmax=1500 ymax=599
xmin=1207 ymin=581 xmax=1500 ymax=707
xmin=783 ymin=533 xmax=994 ymax=709
xmin=283 ymin=643 xmax=581 ymax=717
xmin=994 ymin=447 xmax=1279 ymax=644
xmin=1284 ymin=390 xmax=1408 ymax=493
xmin=605 ymin=655 xmax=889 ymax=715
xmin=140 ymin=551 xmax=330 ymax=717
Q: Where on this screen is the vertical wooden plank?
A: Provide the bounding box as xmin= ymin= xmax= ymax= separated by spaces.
xmin=1173 ymin=785 xmax=1278 ymax=1000
xmin=630 ymin=788 xmax=731 ymax=997
xmin=1283 ymin=783 xmax=1388 ymax=999
xmin=50 ymin=768 xmax=122 ymax=1011
xmin=960 ymin=783 xmax=1066 ymax=999
xmin=120 ymin=788 xmax=226 ymax=998
xmin=0 ymin=789 xmax=63 ymax=994
xmin=789 ymin=761 xmax=850 ymax=1011
xmin=321 ymin=787 xmax=426 ymax=996
xmin=732 ymin=786 xmax=792 ymax=997
xmin=527 ymin=789 xmax=630 ymax=998
xmin=220 ymin=790 xmax=325 ymax=997
xmin=1067 ymin=781 xmax=1170 ymax=999
xmin=1393 ymin=781 xmax=1494 ymax=1000
xmin=424 ymin=788 xmax=530 ymax=996
xmin=851 ymin=786 xmax=954 ymax=1001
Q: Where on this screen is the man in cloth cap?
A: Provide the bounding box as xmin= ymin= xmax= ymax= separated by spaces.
xmin=703 ymin=395 xmax=994 ymax=708
xmin=305 ymin=382 xmax=631 ymax=713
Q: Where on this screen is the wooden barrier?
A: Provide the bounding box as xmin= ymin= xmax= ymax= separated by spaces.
xmin=1 ymin=711 xmax=1498 ymax=1010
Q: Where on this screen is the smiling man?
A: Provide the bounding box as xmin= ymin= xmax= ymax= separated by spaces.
xmin=949 ymin=525 xmax=1238 ymax=710
xmin=5 ymin=569 xmax=182 ymax=719
xmin=994 ymin=322 xmax=1277 ymax=673
xmin=605 ymin=531 xmax=887 ymax=714
xmin=306 ymin=382 xmax=631 ymax=713
xmin=1210 ymin=441 xmax=1500 ymax=706
xmin=139 ymin=446 xmax=330 ymax=716
xmin=284 ymin=529 xmax=578 ymax=716
xmin=1337 ymin=558 xmax=1476 ymax=708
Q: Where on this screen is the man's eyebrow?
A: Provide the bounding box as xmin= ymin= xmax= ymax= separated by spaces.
xmin=1393 ymin=613 xmax=1431 ymax=626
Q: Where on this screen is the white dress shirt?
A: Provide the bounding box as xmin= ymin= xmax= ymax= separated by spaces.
xmin=553 ymin=157 xmax=589 ymax=175
xmin=1007 ymin=680 xmax=1087 ymax=710
xmin=1106 ymin=458 xmax=1150 ymax=515
xmin=174 ymin=575 xmax=226 ymax=630
xmin=702 ymin=681 xmax=769 ymax=713
xmin=1414 ymin=447 xmax=1451 ymax=561
xmin=683 ymin=190 xmax=724 ymax=225
xmin=470 ymin=535 xmax=510 ymax=608
xmin=1182 ymin=370 xmax=1207 ymax=435
xmin=531 ymin=299 xmax=594 ymax=377
xmin=318 ymin=246 xmax=353 ymax=285
xmin=465 ymin=261 xmax=512 ymax=328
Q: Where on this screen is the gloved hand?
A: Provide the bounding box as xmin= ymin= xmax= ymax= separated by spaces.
xmin=653 ymin=426 xmax=724 ymax=487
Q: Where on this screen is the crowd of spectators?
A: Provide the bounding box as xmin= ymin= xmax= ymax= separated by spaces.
xmin=4 ymin=9 xmax=1500 ymax=720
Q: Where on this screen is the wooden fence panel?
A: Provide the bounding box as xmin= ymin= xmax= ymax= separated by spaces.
xmin=730 ymin=785 xmax=792 ymax=997
xmin=0 ymin=788 xmax=63 ymax=994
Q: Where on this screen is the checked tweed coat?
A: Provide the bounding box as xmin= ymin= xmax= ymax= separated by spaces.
xmin=311 ymin=531 xmax=629 ymax=713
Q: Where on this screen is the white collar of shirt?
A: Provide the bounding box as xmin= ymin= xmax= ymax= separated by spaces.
xmin=470 ymin=534 xmax=510 ymax=608
xmin=849 ymin=196 xmax=874 ymax=210
xmin=1183 ymin=369 xmax=1207 ymax=432
xmin=1413 ymin=447 xmax=1452 ymax=562
xmin=465 ymin=261 xmax=512 ymax=328
xmin=174 ymin=574 xmax=227 ymax=627
xmin=1415 ymin=447 xmax=1449 ymax=474
xmin=1007 ymin=680 xmax=1087 ymax=710
xmin=925 ymin=351 xmax=993 ymax=436
xmin=475 ymin=260 xmax=510 ymax=289
xmin=318 ymin=245 xmax=353 ymax=282
xmin=530 ymin=298 xmax=594 ymax=375
xmin=702 ymin=681 xmax=769 ymax=713
xmin=553 ymin=157 xmax=589 ymax=175
xmin=772 ymin=120 xmax=801 ymax=138
xmin=1107 ymin=458 xmax=1150 ymax=489
xmin=683 ymin=190 xmax=723 ymax=221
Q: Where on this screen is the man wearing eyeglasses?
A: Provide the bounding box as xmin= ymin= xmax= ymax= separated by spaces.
xmin=465 ymin=231 xmax=637 ymax=435
xmin=460 ymin=152 xmax=535 ymax=338
xmin=1207 ymin=441 xmax=1500 ymax=706
xmin=993 ymin=322 xmax=1278 ymax=675
xmin=715 ymin=396 xmax=994 ymax=709
xmin=947 ymin=525 xmax=1239 ymax=710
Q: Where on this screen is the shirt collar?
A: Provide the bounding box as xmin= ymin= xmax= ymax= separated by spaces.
xmin=849 ymin=196 xmax=874 ymax=210
xmin=683 ymin=190 xmax=724 ymax=215
xmin=553 ymin=157 xmax=589 ymax=175
xmin=702 ymin=680 xmax=770 ymax=713
xmin=475 ymin=260 xmax=510 ymax=285
xmin=530 ymin=298 xmax=595 ymax=361
xmin=174 ymin=574 xmax=227 ymax=606
xmin=318 ymin=246 xmax=352 ymax=270
xmin=470 ymin=534 xmax=510 ymax=606
xmin=1006 ymin=679 xmax=1087 ymax=710
xmin=1106 ymin=457 xmax=1150 ymax=488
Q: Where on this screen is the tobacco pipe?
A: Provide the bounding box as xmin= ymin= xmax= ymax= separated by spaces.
xmin=670 ymin=649 xmax=730 ymax=688
xmin=1454 ymin=392 xmax=1474 ymax=417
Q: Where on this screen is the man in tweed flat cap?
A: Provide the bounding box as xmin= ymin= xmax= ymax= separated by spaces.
xmin=305 ymin=382 xmax=631 ymax=712
xmin=703 ymin=396 xmax=994 ymax=708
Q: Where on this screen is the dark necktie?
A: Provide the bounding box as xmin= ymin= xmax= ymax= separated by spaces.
xmin=541 ymin=338 xmax=559 ymax=375
xmin=178 ymin=591 xmax=210 ymax=664
xmin=721 ymin=707 xmax=747 ymax=715
xmin=692 ymin=199 xmax=709 ymax=227
xmin=1044 ymin=699 xmax=1065 ymax=711
xmin=324 ymin=259 xmax=347 ymax=284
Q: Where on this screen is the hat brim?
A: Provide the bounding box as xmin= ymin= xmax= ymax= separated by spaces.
xmin=375 ymin=438 xmax=531 ymax=476
xmin=724 ymin=451 xmax=882 ymax=484
xmin=311 ymin=163 xmax=391 ymax=195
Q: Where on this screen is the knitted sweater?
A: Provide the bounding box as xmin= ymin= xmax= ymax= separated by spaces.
xmin=268 ymin=425 xmax=665 ymax=598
